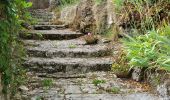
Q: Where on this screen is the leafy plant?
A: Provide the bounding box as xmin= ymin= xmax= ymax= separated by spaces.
xmin=123 ymin=25 xmax=170 ymax=71
xmin=60 ymin=0 xmax=80 ymax=7
xmin=69 ymin=44 xmax=77 ymax=48
xmin=114 ymin=0 xmax=170 ymax=34
xmin=0 ymin=0 xmax=32 ymax=98
xmin=112 ymin=50 xmax=130 ymax=78
xmin=42 ymin=79 xmax=53 ymax=90
xmin=92 ymin=79 xmax=106 ymax=86
xmin=95 ymin=0 xmax=103 ymax=5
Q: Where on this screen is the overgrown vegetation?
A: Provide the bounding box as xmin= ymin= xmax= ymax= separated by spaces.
xmin=0 ymin=0 xmax=32 ymax=98
xmin=123 ymin=25 xmax=170 ymax=71
xmin=115 ymin=0 xmax=170 ymax=34
xmin=60 ymin=0 xmax=80 ymax=7
xmin=113 ymin=0 xmax=170 ymax=73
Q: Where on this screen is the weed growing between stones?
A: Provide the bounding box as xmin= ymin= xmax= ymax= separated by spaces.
xmin=92 ymin=79 xmax=106 ymax=86
xmin=42 ymin=79 xmax=53 ymax=91
xmin=69 ymin=44 xmax=77 ymax=48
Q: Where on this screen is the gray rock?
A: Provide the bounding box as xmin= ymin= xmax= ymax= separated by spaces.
xmin=157 ymin=80 xmax=170 ymax=100
xmin=131 ymin=67 xmax=143 ymax=82
xmin=19 ymin=85 xmax=29 ymax=92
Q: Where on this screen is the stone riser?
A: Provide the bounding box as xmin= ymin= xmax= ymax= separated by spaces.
xmin=27 ymin=48 xmax=112 ymax=58
xmin=23 ymin=57 xmax=112 ymax=74
xmin=35 ymin=19 xmax=52 ymax=23
xmin=24 ymin=60 xmax=112 ymax=74
xmin=20 ymin=33 xmax=83 ymax=40
xmin=33 ymin=25 xmax=67 ymax=30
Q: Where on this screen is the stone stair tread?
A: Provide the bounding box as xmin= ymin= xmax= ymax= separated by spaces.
xmin=26 ymin=44 xmax=110 ymax=51
xmin=25 ymin=57 xmax=112 ymax=65
xmin=26 ymin=44 xmax=111 ymax=58
xmin=28 ymin=29 xmax=81 ymax=34
xmin=23 ymin=39 xmax=86 ymax=46
xmin=33 ymin=24 xmax=67 ymax=30
xmin=35 ymin=22 xmax=52 ymax=25
xmin=20 ymin=29 xmax=83 ymax=40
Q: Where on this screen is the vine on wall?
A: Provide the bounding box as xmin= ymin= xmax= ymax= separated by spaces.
xmin=0 ymin=0 xmax=32 ymax=98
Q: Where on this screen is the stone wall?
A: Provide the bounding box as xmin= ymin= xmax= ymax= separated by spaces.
xmin=29 ymin=0 xmax=50 ymax=9
xmin=58 ymin=0 xmax=117 ymax=34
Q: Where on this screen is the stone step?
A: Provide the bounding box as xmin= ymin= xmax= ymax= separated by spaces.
xmin=26 ymin=44 xmax=112 ymax=58
xmin=32 ymin=13 xmax=54 ymax=17
xmin=32 ymin=16 xmax=53 ymax=20
xmin=23 ymin=57 xmax=112 ymax=73
xmin=20 ymin=29 xmax=83 ymax=40
xmin=35 ymin=22 xmax=52 ymax=25
xmin=24 ymin=71 xmax=160 ymax=100
xmin=35 ymin=18 xmax=52 ymax=23
xmin=33 ymin=25 xmax=67 ymax=30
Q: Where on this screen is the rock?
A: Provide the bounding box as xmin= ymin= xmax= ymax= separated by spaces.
xmin=157 ymin=80 xmax=170 ymax=99
xmin=72 ymin=0 xmax=96 ymax=33
xmin=59 ymin=5 xmax=78 ymax=26
xmin=131 ymin=67 xmax=143 ymax=82
xmin=59 ymin=0 xmax=116 ymax=34
xmin=101 ymin=38 xmax=111 ymax=43
xmin=19 ymin=85 xmax=29 ymax=92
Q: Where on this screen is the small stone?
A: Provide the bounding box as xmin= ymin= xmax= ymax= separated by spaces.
xmin=131 ymin=67 xmax=143 ymax=81
xmin=157 ymin=80 xmax=170 ymax=99
xmin=19 ymin=85 xmax=29 ymax=92
xmin=101 ymin=38 xmax=111 ymax=43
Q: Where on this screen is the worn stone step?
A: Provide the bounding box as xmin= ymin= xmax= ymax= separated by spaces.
xmin=32 ymin=13 xmax=54 ymax=17
xmin=23 ymin=57 xmax=112 ymax=73
xmin=34 ymin=18 xmax=52 ymax=23
xmin=35 ymin=22 xmax=52 ymax=25
xmin=33 ymin=25 xmax=68 ymax=30
xmin=26 ymin=44 xmax=112 ymax=58
xmin=23 ymin=39 xmax=86 ymax=47
xmin=20 ymin=29 xmax=83 ymax=40
xmin=23 ymin=72 xmax=160 ymax=100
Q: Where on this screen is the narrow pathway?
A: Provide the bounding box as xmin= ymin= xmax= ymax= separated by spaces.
xmin=20 ymin=9 xmax=161 ymax=100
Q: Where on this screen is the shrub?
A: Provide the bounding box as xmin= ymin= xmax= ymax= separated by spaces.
xmin=123 ymin=25 xmax=170 ymax=71
xmin=114 ymin=0 xmax=170 ymax=34
xmin=0 ymin=0 xmax=32 ymax=97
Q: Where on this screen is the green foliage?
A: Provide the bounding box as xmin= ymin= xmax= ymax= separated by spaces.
xmin=69 ymin=44 xmax=77 ymax=48
xmin=123 ymin=25 xmax=170 ymax=71
xmin=95 ymin=0 xmax=103 ymax=5
xmin=112 ymin=50 xmax=130 ymax=77
xmin=92 ymin=79 xmax=106 ymax=86
xmin=0 ymin=0 xmax=32 ymax=97
xmin=60 ymin=0 xmax=80 ymax=7
xmin=42 ymin=79 xmax=53 ymax=90
xmin=114 ymin=0 xmax=170 ymax=34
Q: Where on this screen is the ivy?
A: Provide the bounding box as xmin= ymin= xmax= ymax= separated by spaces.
xmin=0 ymin=0 xmax=32 ymax=98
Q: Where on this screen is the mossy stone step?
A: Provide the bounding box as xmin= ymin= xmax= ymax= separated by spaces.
xmin=20 ymin=29 xmax=83 ymax=40
xmin=24 ymin=57 xmax=112 ymax=73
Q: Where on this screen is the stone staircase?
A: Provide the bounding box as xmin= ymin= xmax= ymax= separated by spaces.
xmin=19 ymin=9 xmax=161 ymax=100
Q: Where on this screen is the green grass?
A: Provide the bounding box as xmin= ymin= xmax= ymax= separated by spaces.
xmin=92 ymin=79 xmax=106 ymax=86
xmin=60 ymin=0 xmax=80 ymax=7
xmin=42 ymin=79 xmax=53 ymax=90
xmin=69 ymin=44 xmax=77 ymax=48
